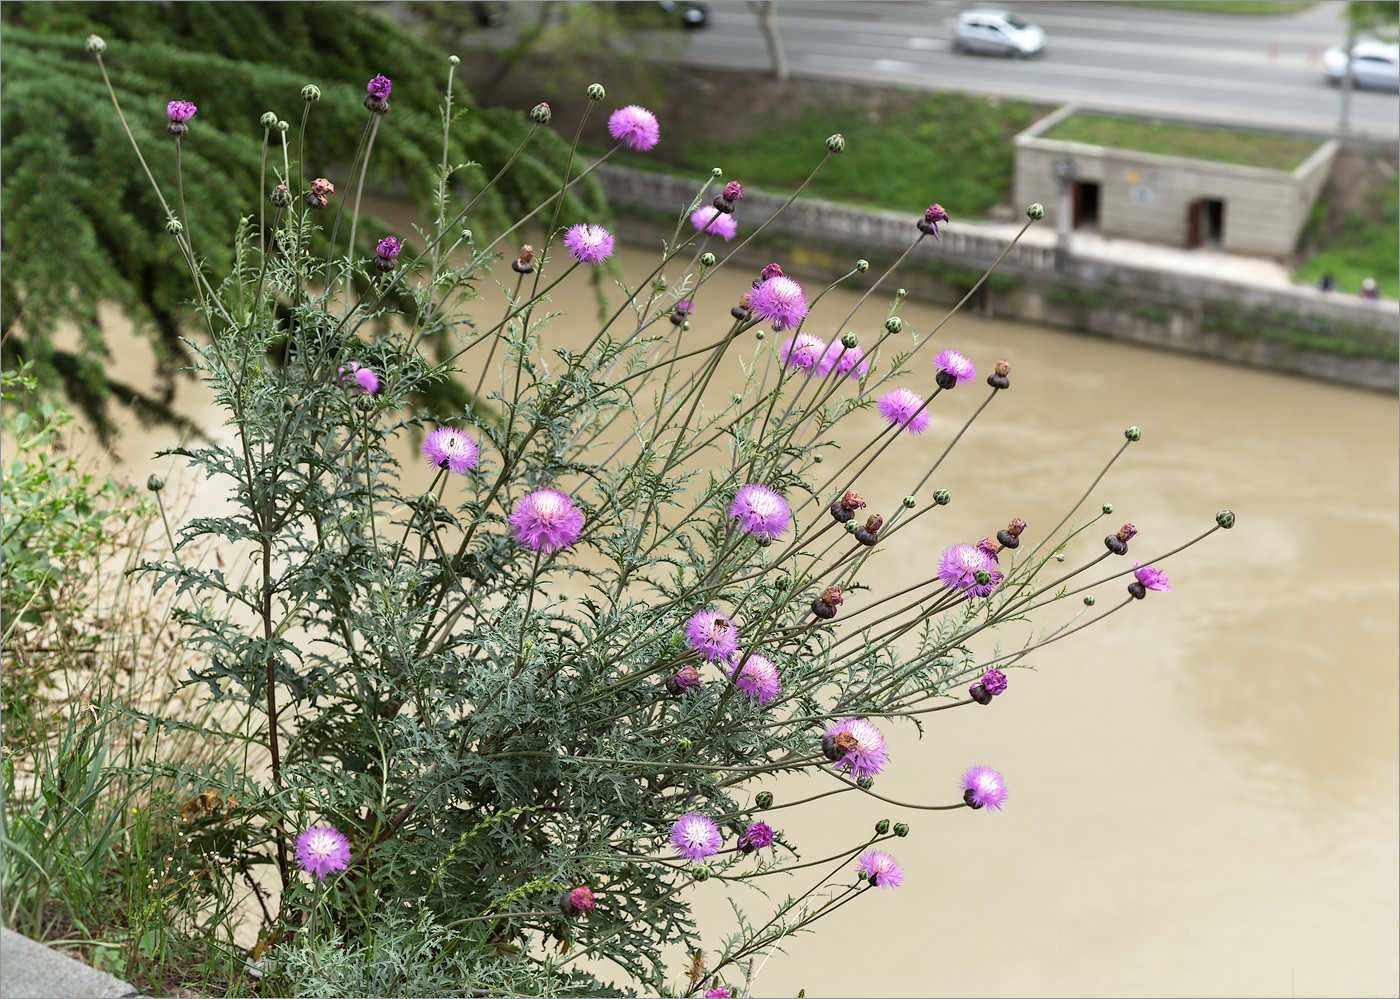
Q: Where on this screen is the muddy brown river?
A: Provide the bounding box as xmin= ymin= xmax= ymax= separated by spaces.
xmin=97 ymin=212 xmax=1397 ymax=997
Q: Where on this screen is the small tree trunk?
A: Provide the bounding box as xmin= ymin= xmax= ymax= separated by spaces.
xmin=748 ymin=1 xmax=790 ymax=81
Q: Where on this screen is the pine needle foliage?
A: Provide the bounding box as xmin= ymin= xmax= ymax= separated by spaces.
xmin=1 ymin=2 xmax=604 ymax=439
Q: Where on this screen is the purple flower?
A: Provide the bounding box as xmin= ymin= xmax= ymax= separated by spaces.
xmin=338 ymin=362 xmax=380 ymax=396
xmin=723 ymin=180 xmax=744 ymax=202
xmin=366 ymin=74 xmax=393 ymax=99
xmin=690 ymin=206 xmax=738 ymax=241
xmin=823 ymin=717 xmax=888 ymax=780
xmin=705 ymin=991 xmax=732 ymax=998
xmin=937 ymin=543 xmax=1002 ymax=598
xmin=376 ymin=236 xmax=401 ymax=260
xmin=607 ymin=105 xmax=660 ymax=151
xmin=933 ymin=348 xmax=976 ymax=387
xmin=167 ymin=100 xmax=197 ymax=122
xmin=294 ymin=824 xmax=351 ymax=880
xmin=740 ymin=820 xmax=774 ymax=850
xmin=670 ymin=811 xmax=722 ymax=861
xmin=920 ymin=202 xmax=950 ymax=239
xmin=560 ymin=885 xmax=595 ymax=917
xmin=977 ymin=537 xmax=1001 ymax=562
xmin=749 ymin=276 xmax=810 ymax=332
xmin=729 ymin=653 xmax=781 ymax=705
xmin=422 ymin=428 xmax=479 ymax=475
xmin=729 ymin=484 xmax=790 ymax=541
xmin=815 ymin=340 xmax=868 ymax=379
xmin=509 ymin=489 xmax=584 ymax=553
xmin=1133 ymin=561 xmax=1171 ymax=592
xmin=685 ymin=609 xmax=739 ymax=662
xmin=779 ymin=333 xmax=826 ymax=373
xmin=667 ymin=665 xmax=703 ymax=694
xmin=960 ymin=765 xmax=1008 ymax=811
xmin=980 ymin=668 xmax=1008 ymax=696
xmin=855 ymin=849 xmax=905 ymax=889
xmin=877 ymin=387 xmax=930 ymax=434
xmin=563 ymin=223 xmax=615 ymax=265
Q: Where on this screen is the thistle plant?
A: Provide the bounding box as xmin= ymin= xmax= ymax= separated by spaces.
xmin=91 ymin=36 xmax=1234 ymax=998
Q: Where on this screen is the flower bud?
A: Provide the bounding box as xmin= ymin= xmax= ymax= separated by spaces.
xmin=301 ymin=84 xmax=321 ymax=103
xmin=759 ymin=262 xmax=784 ymax=281
xmin=270 ymin=184 xmax=293 ymax=207
xmin=530 ymin=102 xmax=552 ymax=124
xmin=692 ymin=865 xmax=710 ymax=881
xmin=857 ymin=776 xmax=874 ymax=790
xmin=512 ymin=244 xmax=535 ymax=274
xmin=840 ymin=331 xmax=858 ymax=350
xmin=884 ymin=316 xmax=903 ymax=334
xmin=85 ymin=34 xmax=106 ymax=55
xmin=723 ymin=180 xmax=744 ymax=203
xmin=587 ymin=83 xmax=606 ymax=101
xmin=933 ymin=489 xmax=950 ymax=506
xmin=855 ymin=258 xmax=869 ymax=273
xmin=893 ymin=822 xmax=909 ymax=837
xmin=969 ymin=683 xmax=992 ymax=705
xmin=1128 ymin=580 xmax=1147 ymax=600
xmin=1102 ymin=502 xmax=1114 ymax=515
xmin=1125 ymin=426 xmax=1141 ymax=442
xmin=981 ymin=668 xmax=1008 ymax=696
xmin=165 ymin=218 xmax=183 ymax=236
xmin=1084 ymin=594 xmax=1096 ymax=606
xmin=825 ymin=133 xmax=845 ymax=153
xmin=901 ymin=495 xmax=916 ymax=508
xmin=974 ymin=569 xmax=992 ymax=586
xmin=146 ymin=474 xmax=165 ymax=493
xmin=462 ymin=229 xmax=473 ymax=242
xmin=857 ymin=869 xmax=869 ymax=880
xmin=276 ymin=120 xmax=289 ymax=133
xmin=665 ymin=665 xmax=702 ymax=696
xmin=874 ymin=819 xmax=890 ymax=835
xmin=844 ymin=519 xmax=860 ymax=534
xmin=418 ymin=493 xmax=438 ymax=512
xmin=700 ymin=252 xmax=716 ymax=268
xmin=829 ymin=490 xmax=865 ymax=524
xmin=449 ymin=54 xmax=461 ymax=66
xmin=1027 ymin=203 xmax=1045 ymax=220
xmin=1216 ymin=509 xmax=1236 ymax=529
xmin=756 ymin=791 xmax=773 ymax=809
xmin=259 ymin=111 xmax=277 ymax=129
xmin=560 ymin=885 xmax=595 ymax=917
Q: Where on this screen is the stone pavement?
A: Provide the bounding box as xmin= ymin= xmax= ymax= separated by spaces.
xmin=0 ymin=928 xmax=142 ymax=999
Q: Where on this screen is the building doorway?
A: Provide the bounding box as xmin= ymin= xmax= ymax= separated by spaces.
xmin=1072 ymin=181 xmax=1100 ymax=229
xmin=1186 ymin=198 xmax=1225 ymax=248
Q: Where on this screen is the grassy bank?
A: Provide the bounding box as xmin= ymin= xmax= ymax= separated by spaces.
xmin=1041 ymin=112 xmax=1320 ymax=169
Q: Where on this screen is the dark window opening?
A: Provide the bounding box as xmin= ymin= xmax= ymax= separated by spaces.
xmin=1202 ymin=199 xmax=1224 ymax=244
xmin=1072 ymin=182 xmax=1100 ymax=229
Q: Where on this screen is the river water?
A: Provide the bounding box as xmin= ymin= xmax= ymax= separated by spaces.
xmin=101 ymin=218 xmax=1398 ymax=998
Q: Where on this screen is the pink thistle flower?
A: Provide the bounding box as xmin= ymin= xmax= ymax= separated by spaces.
xmin=1134 ymin=562 xmax=1170 ymax=590
xmin=740 ymin=820 xmax=774 ymax=850
xmin=690 ymin=206 xmax=738 ymax=241
xmin=960 ymin=765 xmax=1008 ymax=811
xmin=560 ymin=885 xmax=595 ymax=917
xmin=877 ymin=387 xmax=930 ymax=434
xmin=779 ymin=333 xmax=826 ymax=374
xmin=366 ymin=74 xmax=393 ymax=99
xmin=855 ymin=849 xmax=905 ymax=889
xmin=980 ymin=668 xmax=1008 ymax=696
xmin=509 ymin=489 xmax=584 ymax=553
xmin=749 ymin=275 xmax=809 ymax=331
xmin=938 ymin=543 xmax=1002 ymax=597
xmin=815 ymin=340 xmax=868 ymax=379
xmin=422 ymin=428 xmax=479 ymax=476
xmin=729 ymin=653 xmax=781 ymax=705
xmin=167 ymin=100 xmax=197 ymax=122
xmin=376 ymin=236 xmax=401 ymax=260
xmin=685 ymin=609 xmax=739 ymax=662
xmin=670 ymin=811 xmax=722 ymax=861
xmin=933 ymin=348 xmax=976 ymax=388
xmin=823 ymin=717 xmax=888 ymax=780
xmin=705 ymin=990 xmax=732 ymax=998
xmin=729 ymin=484 xmax=790 ymax=541
xmin=607 ymin=104 xmax=660 ymax=151
xmin=294 ymin=824 xmax=351 ymax=881
xmin=338 ymin=362 xmax=380 ymax=395
xmin=563 ymin=223 xmax=615 ymax=265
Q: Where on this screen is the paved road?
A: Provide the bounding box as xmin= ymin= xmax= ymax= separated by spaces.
xmin=681 ymin=1 xmax=1399 ymax=139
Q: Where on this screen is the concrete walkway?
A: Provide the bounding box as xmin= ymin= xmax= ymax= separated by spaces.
xmin=0 ymin=928 xmax=143 ymax=999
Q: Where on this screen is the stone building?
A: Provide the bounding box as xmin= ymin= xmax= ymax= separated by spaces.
xmin=1014 ymin=106 xmax=1338 ymax=259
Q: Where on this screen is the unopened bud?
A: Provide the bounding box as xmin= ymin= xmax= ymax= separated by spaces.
xmin=874 ymin=819 xmax=890 ymax=835
xmin=1027 ymin=203 xmax=1045 ymax=220
xmin=756 ymin=791 xmax=773 ymax=809
xmin=1102 ymin=502 xmax=1114 ymax=515
xmin=260 ymin=111 xmax=278 ymax=129
xmin=700 ymin=252 xmax=716 ymax=268
xmin=530 ymin=102 xmax=552 ymax=124
xmin=146 ymin=474 xmax=165 ymax=493
xmin=270 ymin=184 xmax=292 ymax=207
xmin=1216 ymin=509 xmax=1236 ymax=529
xmin=839 ymin=331 xmax=858 ymax=350
xmin=587 ymin=83 xmax=606 ymax=101
xmin=1125 ymin=426 xmax=1141 ymax=442
xmin=276 ymin=120 xmax=289 ymax=133
xmin=85 ymin=34 xmax=107 ymax=55
xmin=901 ymin=495 xmax=916 ymax=508
xmin=826 ymin=133 xmax=845 ymax=153
xmin=1084 ymin=594 xmax=1096 ymax=606
xmin=301 ymin=84 xmax=321 ymax=103
xmin=933 ymin=489 xmax=950 ymax=506
xmin=973 ymin=569 xmax=992 ymax=586
xmin=692 ymin=865 xmax=710 ymax=881
xmin=893 ymin=822 xmax=909 ymax=837
xmin=165 ymin=218 xmax=183 ymax=236
xmin=884 ymin=316 xmax=903 ymax=334
xmin=857 ymin=775 xmax=874 ymax=790
xmin=449 ymin=54 xmax=461 ymax=66
xmin=855 ymin=258 xmax=869 ymax=273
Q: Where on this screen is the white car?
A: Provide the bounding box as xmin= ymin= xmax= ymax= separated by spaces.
xmin=951 ymin=9 xmax=1047 ymax=58
xmin=1322 ymin=40 xmax=1400 ymax=91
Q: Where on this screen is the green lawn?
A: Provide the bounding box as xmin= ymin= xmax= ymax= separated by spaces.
xmin=1294 ymin=184 xmax=1399 ymax=298
xmin=590 ymin=91 xmax=1041 ymax=220
xmin=1124 ymin=1 xmax=1316 ymax=13
xmin=1041 ymin=113 xmax=1321 ymax=170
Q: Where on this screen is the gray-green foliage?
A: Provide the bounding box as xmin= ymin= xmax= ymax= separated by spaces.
xmin=101 ymin=36 xmax=1223 ymax=999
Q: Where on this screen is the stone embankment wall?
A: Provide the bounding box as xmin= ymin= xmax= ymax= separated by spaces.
xmin=596 ymin=164 xmax=1398 ymax=392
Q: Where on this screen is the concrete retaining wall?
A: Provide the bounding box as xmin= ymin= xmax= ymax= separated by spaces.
xmin=595 ymin=163 xmax=1398 ymax=392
